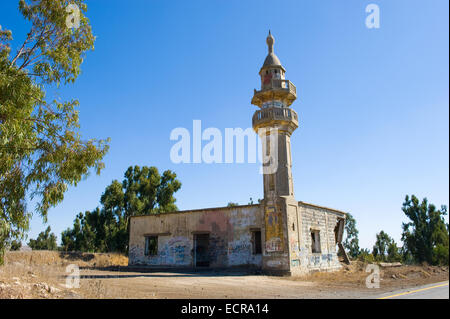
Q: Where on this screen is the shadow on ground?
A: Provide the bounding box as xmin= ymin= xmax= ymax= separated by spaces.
xmin=75 ymin=266 xmax=263 ymax=279
xmin=59 ymin=251 xmax=95 ymax=262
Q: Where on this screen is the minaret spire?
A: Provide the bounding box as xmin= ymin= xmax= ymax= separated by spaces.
xmin=267 ymin=30 xmax=274 ymax=54
xmin=251 ymin=32 xmax=296 ymax=108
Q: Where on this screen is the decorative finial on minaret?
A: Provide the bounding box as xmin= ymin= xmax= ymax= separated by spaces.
xmin=266 ymin=30 xmax=274 ymax=54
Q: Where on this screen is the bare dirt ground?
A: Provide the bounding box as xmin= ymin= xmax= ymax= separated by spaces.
xmin=0 ymin=251 xmax=127 ymax=298
xmin=0 ymin=251 xmax=448 ymax=299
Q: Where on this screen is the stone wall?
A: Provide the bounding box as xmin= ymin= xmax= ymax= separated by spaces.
xmin=128 ymin=201 xmax=345 ymax=274
xmin=294 ymin=202 xmax=344 ymax=273
xmin=128 ymin=204 xmax=262 ymax=268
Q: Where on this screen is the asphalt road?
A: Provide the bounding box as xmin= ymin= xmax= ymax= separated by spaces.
xmin=377 ymin=281 xmax=449 ymax=299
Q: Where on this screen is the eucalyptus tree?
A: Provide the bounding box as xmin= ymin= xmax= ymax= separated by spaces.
xmin=0 ymin=0 xmax=109 ymax=263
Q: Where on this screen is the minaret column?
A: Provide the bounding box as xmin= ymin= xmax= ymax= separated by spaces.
xmin=251 ymin=32 xmax=301 ymax=275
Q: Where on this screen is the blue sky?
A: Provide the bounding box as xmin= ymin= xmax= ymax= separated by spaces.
xmin=1 ymin=0 xmax=448 ymax=249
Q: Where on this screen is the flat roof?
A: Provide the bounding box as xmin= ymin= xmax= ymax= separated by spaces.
xmin=130 ymin=201 xmax=346 ymax=219
xmin=298 ymin=201 xmax=347 ymax=216
xmin=130 ymin=203 xmax=260 ymax=218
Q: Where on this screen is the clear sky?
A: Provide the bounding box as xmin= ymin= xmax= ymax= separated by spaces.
xmin=1 ymin=0 xmax=448 ymax=249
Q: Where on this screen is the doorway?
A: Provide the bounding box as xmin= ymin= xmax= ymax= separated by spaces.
xmin=194 ymin=234 xmax=210 ymax=267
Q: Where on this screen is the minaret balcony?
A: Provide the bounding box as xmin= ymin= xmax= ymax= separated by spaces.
xmin=251 ymin=79 xmax=297 ymax=107
xmin=252 ymin=107 xmax=299 ymax=131
xmin=269 ymin=79 xmax=297 ymax=95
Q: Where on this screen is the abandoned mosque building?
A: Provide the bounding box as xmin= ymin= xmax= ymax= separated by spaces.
xmin=129 ymin=32 xmax=348 ymax=275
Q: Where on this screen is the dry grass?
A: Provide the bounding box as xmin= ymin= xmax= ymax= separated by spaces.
xmin=0 ymin=250 xmax=128 ymax=299
xmin=5 ymin=250 xmax=128 ymax=268
xmin=287 ymin=261 xmax=449 ymax=290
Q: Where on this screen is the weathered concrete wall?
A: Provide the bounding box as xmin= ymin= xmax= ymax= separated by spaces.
xmin=286 ymin=199 xmax=303 ymax=275
xmin=129 ymin=201 xmax=345 ymax=275
xmin=261 ymin=196 xmax=295 ymax=275
xmin=292 ymin=202 xmax=344 ymax=273
xmin=128 ymin=205 xmax=262 ymax=268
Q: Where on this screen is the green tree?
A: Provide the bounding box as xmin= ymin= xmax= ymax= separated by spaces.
xmin=401 ymin=195 xmax=449 ymax=265
xmin=10 ymin=239 xmax=22 ymax=251
xmin=121 ymin=166 xmax=181 ymax=217
xmin=0 ymin=0 xmax=109 ymax=264
xmin=0 ymin=219 xmax=9 ymax=256
xmin=247 ymin=198 xmax=262 ymax=205
xmin=61 ymin=212 xmax=83 ymax=251
xmin=28 ymin=226 xmax=57 ymax=250
xmin=343 ymin=213 xmax=360 ymax=258
xmin=227 ymin=202 xmax=238 ymax=207
xmin=62 ymin=166 xmax=181 ymax=254
xmin=358 ymin=248 xmax=375 ymax=263
xmin=433 ymin=244 xmax=449 ymax=266
xmin=372 ymin=230 xmax=392 ymax=261
xmin=387 ymin=239 xmax=402 ymax=262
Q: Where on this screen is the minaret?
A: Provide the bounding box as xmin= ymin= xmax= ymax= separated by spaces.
xmin=252 ymin=32 xmax=300 ymax=275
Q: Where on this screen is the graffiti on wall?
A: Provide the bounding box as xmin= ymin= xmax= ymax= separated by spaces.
xmin=266 ymin=237 xmax=282 ymax=252
xmin=309 ymin=253 xmax=334 ymax=267
xmin=165 ymin=236 xmax=190 ymax=264
xmin=227 ymin=207 xmax=262 ymax=266
xmin=291 ymin=259 xmax=300 ymax=267
xmin=227 ymin=240 xmax=255 ymax=266
xmin=129 ymin=236 xmax=192 ymax=266
xmin=265 ymin=206 xmax=284 ymax=252
xmin=228 ymin=242 xmax=252 ymax=254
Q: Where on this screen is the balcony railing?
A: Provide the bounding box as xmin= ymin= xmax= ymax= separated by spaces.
xmin=257 ymin=79 xmax=296 ymax=95
xmin=270 ymin=79 xmax=296 ymax=95
xmin=252 ymin=107 xmax=299 ymax=128
xmin=251 ymin=79 xmax=298 ymax=108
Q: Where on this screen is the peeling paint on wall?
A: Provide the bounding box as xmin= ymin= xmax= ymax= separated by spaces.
xmin=298 ymin=202 xmax=343 ymax=271
xmin=264 ymin=206 xmax=284 ymax=252
xmin=129 ymin=205 xmax=262 ymax=268
xmin=291 ymin=259 xmax=300 ymax=267
xmin=128 ymin=202 xmax=344 ymax=274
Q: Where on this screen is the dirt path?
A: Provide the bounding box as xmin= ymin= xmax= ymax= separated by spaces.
xmin=77 ymin=267 xmax=448 ymax=299
xmin=1 ymin=251 xmax=448 ymax=299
